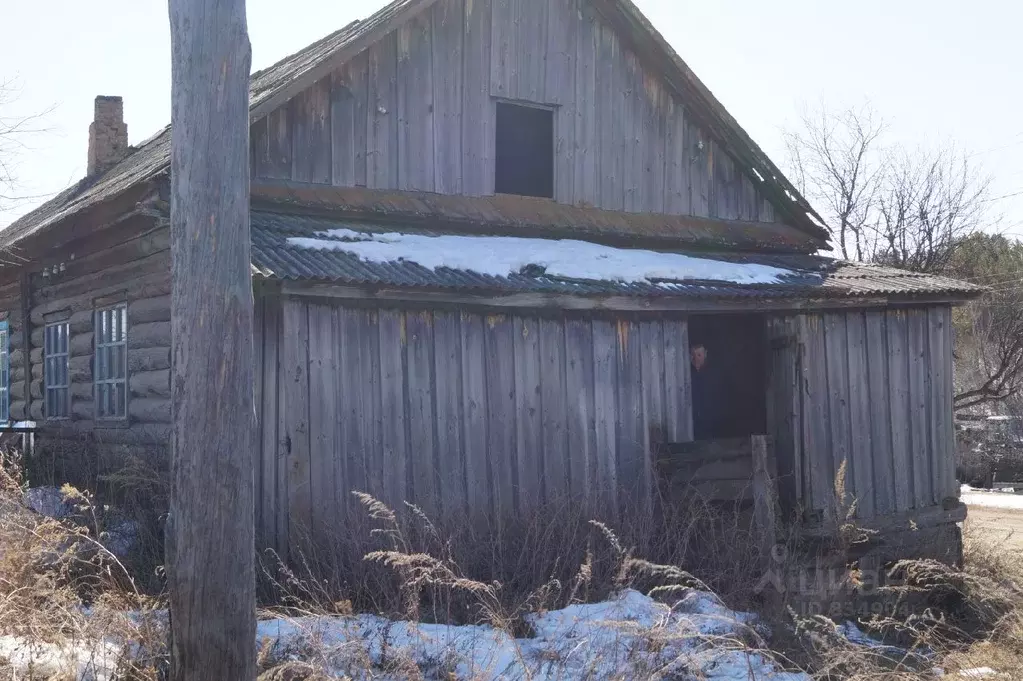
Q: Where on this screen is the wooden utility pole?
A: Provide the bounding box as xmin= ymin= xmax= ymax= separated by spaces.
xmin=167 ymin=0 xmax=256 ymax=678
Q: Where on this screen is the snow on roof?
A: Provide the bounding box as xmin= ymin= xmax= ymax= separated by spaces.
xmin=288 ymin=229 xmax=795 ymax=285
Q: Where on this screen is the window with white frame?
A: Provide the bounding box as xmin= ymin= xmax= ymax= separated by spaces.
xmin=0 ymin=322 xmax=9 ymax=423
xmin=94 ymin=304 xmax=128 ymax=419
xmin=44 ymin=321 xmax=70 ymax=419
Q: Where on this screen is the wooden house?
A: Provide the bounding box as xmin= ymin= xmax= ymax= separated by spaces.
xmin=1 ymin=0 xmax=982 ymax=563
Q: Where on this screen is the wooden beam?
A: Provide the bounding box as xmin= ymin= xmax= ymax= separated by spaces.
xmin=279 ymin=282 xmax=975 ymax=314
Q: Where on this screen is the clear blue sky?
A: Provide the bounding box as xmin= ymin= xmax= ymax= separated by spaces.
xmin=2 ymin=0 xmax=1021 ymax=235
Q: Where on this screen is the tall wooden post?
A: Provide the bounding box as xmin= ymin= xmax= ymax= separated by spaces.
xmin=167 ymin=0 xmax=256 ymax=678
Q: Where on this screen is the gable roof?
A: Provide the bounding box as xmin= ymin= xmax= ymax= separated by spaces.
xmin=3 ymin=0 xmax=826 ymax=248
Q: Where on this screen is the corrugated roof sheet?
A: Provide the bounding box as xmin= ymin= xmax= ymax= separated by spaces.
xmin=250 ymin=212 xmax=985 ymax=300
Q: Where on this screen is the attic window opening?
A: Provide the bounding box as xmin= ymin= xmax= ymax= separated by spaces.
xmin=495 ymin=102 xmax=554 ymax=199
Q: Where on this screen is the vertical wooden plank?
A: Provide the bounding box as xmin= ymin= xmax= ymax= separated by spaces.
xmin=689 ymin=121 xmax=710 ymax=217
xmin=886 ymin=310 xmax=914 ymax=512
xmin=845 ymin=311 xmax=874 ymax=518
xmin=591 ymin=319 xmax=619 ymax=517
xmin=460 ymin=312 xmax=492 ymax=518
xmin=865 ymin=311 xmax=895 ymax=516
xmin=330 ymin=67 xmax=356 ymax=186
xmin=939 ymin=307 xmax=957 ymax=500
xmin=823 ymin=313 xmax=852 ymax=516
xmin=513 ymin=316 xmax=542 ymax=512
xmin=485 ymin=314 xmax=517 ymax=517
xmin=406 ymin=310 xmax=440 ymax=512
xmin=367 ymin=32 xmax=399 ymax=189
xmin=712 ymin=142 xmax=741 ymax=220
xmin=766 ymin=315 xmax=802 ymax=513
xmin=801 ymin=314 xmax=832 ymax=515
xmin=306 ymin=304 xmax=339 ymax=545
xmin=431 ymin=0 xmax=464 ymax=195
xmin=597 ymin=23 xmax=623 ymax=211
xmin=751 ymin=434 xmax=778 ymax=560
xmin=540 ymin=317 xmax=569 ymax=503
xmin=760 ymin=196 xmax=776 ymax=222
xmin=378 ymin=309 xmax=408 ymax=509
xmin=253 ymin=294 xmax=265 ymax=542
xmin=662 ymin=318 xmax=692 ymax=442
xmin=259 ymin=296 xmax=280 ymax=552
xmin=740 ymin=173 xmax=760 ymax=222
xmin=641 ymin=83 xmax=667 ymax=214
xmin=488 ymin=0 xmax=514 ymax=99
xmin=664 ymin=100 xmax=690 ymax=216
xmin=908 ymin=309 xmax=932 ymax=508
xmin=621 ymin=51 xmax=642 ymax=212
xmin=433 ymin=310 xmax=466 ymax=516
xmin=616 ymin=319 xmax=649 ymax=517
xmin=281 ymin=299 xmax=310 ymax=558
xmin=491 ymin=0 xmax=546 ymax=101
xmin=462 ymin=0 xmax=494 ymax=196
xmin=639 ymin=319 xmax=666 ymax=447
xmin=572 ymin=0 xmax=598 ymax=207
xmin=263 ymin=106 xmax=292 ymax=180
xmin=548 ymin=0 xmax=576 ymax=204
xmin=250 ymin=117 xmax=272 ymax=180
xmin=350 ymin=52 xmax=369 ymax=187
xmin=397 ymin=14 xmax=436 ymax=192
xmin=565 ymin=318 xmax=595 ymax=506
xmin=291 ymin=79 xmax=332 ymax=184
xmin=928 ymin=307 xmax=955 ymax=502
xmin=358 ymin=309 xmax=384 ymax=505
xmin=337 ymin=308 xmax=367 ymax=516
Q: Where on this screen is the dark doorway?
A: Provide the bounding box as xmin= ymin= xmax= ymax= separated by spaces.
xmin=495 ymin=102 xmax=554 ymax=198
xmin=688 ymin=314 xmax=767 ymax=440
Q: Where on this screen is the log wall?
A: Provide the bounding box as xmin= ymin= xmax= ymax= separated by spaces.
xmin=251 ymin=0 xmax=781 ymax=224
xmin=21 ymin=215 xmax=172 ymax=478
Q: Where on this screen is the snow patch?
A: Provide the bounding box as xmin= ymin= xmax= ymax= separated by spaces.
xmin=288 ymin=229 xmax=795 ymax=285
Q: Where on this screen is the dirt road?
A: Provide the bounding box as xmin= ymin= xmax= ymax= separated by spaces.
xmin=964 ymin=504 xmax=1023 ymax=551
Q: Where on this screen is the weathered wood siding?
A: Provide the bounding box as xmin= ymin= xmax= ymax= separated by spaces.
xmin=0 ymin=277 xmax=27 ymax=422
xmin=251 ymin=0 xmax=780 ymax=223
xmin=24 ymin=216 xmax=172 ymax=474
xmin=783 ymin=307 xmax=957 ymax=521
xmin=255 ymin=296 xmax=693 ymax=552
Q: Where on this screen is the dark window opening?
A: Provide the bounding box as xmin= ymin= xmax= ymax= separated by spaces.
xmin=688 ymin=314 xmax=766 ymax=440
xmin=495 ymin=102 xmax=554 ymax=198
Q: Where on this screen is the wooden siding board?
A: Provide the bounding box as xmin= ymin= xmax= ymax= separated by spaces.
xmin=397 ymin=15 xmax=436 ymax=192
xmin=338 ymin=307 xmax=368 ymax=516
xmin=431 ymin=0 xmax=464 ymax=195
xmin=433 ymin=309 xmax=466 ymax=516
xmin=596 ymin=23 xmax=623 ymax=211
xmin=865 ymin=311 xmax=895 ymax=516
xmin=639 ymin=319 xmax=666 ymax=450
xmin=330 ymin=68 xmax=357 ymax=186
xmin=460 ymin=313 xmax=492 ymax=518
xmin=306 ymin=304 xmax=339 ymax=542
xmin=491 ymin=0 xmax=546 ymax=101
xmin=824 ymin=313 xmax=852 ymax=516
xmin=662 ymin=318 xmax=692 ymax=442
xmin=257 ymin=295 xmax=280 ymax=550
xmin=281 ymin=299 xmax=310 ymax=557
xmin=461 ymin=0 xmax=493 ymax=197
xmin=845 ymin=311 xmax=874 ymax=518
xmin=886 ymin=310 xmax=914 ymax=512
xmin=406 ymin=310 xmax=440 ymax=512
xmin=621 ymin=51 xmax=641 ymax=212
xmin=484 ymin=314 xmax=517 ymax=517
xmin=689 ymin=122 xmax=710 ymax=217
xmin=350 ymin=53 xmax=370 ymax=187
xmin=367 ymin=32 xmax=399 ymax=189
xmin=540 ymin=317 xmax=569 ymax=502
xmin=548 ymin=0 xmax=576 ymax=204
xmin=565 ymin=317 xmax=595 ymax=505
xmin=591 ymin=319 xmax=619 ymax=516
xmin=801 ymin=314 xmax=831 ymax=514
xmin=378 ymin=308 xmax=409 ymax=509
xmin=928 ymin=307 xmax=955 ymax=501
xmin=512 ymin=316 xmax=542 ymax=512
xmin=291 ymin=79 xmax=332 ymax=184
xmin=264 ymin=107 xmax=292 ymax=180
xmin=358 ymin=309 xmax=385 ymax=505
xmin=664 ymin=101 xmax=690 ymax=215
xmin=908 ymin=310 xmax=932 ymax=508
xmin=616 ymin=320 xmax=649 ymax=516
xmin=572 ymin=2 xmax=598 ymax=207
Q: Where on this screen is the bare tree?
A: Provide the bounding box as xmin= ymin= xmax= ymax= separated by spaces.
xmin=784 ymin=104 xmax=994 ymax=272
xmin=784 ymin=104 xmax=886 ymax=260
xmin=0 ymin=80 xmax=50 ymax=215
xmin=167 ymin=0 xmax=256 ymax=678
xmin=873 ymin=147 xmax=991 ymax=273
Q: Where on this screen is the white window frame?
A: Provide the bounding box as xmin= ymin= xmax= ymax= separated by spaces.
xmin=94 ymin=304 xmax=128 ymax=421
xmin=44 ymin=321 xmax=70 ymax=420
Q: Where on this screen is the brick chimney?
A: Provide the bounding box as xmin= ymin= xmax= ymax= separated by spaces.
xmin=87 ymin=96 xmax=128 ymax=175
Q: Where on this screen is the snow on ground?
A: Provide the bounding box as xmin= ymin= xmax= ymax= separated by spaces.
xmin=288 ymin=229 xmax=796 ymax=285
xmin=256 ymin=589 xmax=806 ymax=680
xmin=961 ymin=485 xmax=1023 ymax=510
